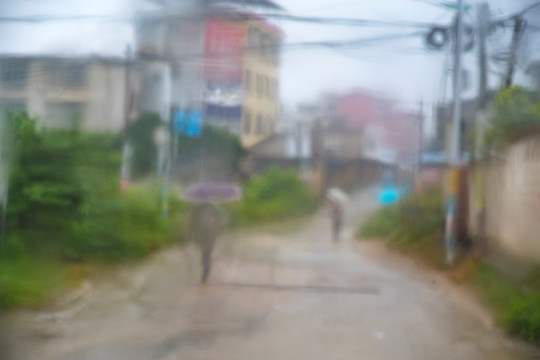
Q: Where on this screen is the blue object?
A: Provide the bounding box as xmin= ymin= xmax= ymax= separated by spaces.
xmin=379 ymin=187 xmax=400 ymax=205
xmin=173 ymin=109 xmax=203 ymax=138
xmin=173 ymin=109 xmax=188 ymax=134
xmin=187 ymin=110 xmax=203 ymax=137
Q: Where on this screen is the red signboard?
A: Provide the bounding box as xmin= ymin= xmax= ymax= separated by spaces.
xmin=204 ymin=17 xmax=246 ymax=81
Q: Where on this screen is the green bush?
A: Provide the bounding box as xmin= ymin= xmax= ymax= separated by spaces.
xmin=505 ymin=295 xmax=540 ymax=343
xmin=358 ymin=187 xmax=444 ymax=248
xmin=232 ymin=168 xmax=318 ymax=225
xmin=0 ymin=112 xmax=190 ymax=309
xmin=2 ymin=112 xmax=189 ymax=262
xmin=67 ymin=185 xmax=188 ymax=261
xmin=485 ymin=86 xmax=540 ymax=150
xmin=128 ymin=112 xmax=161 ymax=178
xmin=474 ymin=264 xmax=540 ymax=345
xmin=357 ymin=204 xmax=400 ymax=238
xmin=0 ymin=258 xmax=62 ymax=311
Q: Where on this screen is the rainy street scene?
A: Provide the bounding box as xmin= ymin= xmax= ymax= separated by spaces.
xmin=1 ymin=0 xmax=540 ymax=359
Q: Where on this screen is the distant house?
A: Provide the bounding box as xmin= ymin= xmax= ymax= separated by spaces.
xmin=336 ymin=89 xmax=421 ymax=165
xmin=0 ymin=55 xmax=140 ymax=132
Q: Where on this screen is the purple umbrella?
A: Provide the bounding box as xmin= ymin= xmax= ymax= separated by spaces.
xmin=182 ymin=183 xmax=242 ymax=203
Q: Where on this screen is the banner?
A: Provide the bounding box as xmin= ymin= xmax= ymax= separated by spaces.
xmin=204 ymin=81 xmax=243 ymax=119
xmin=204 ymin=17 xmax=246 ymax=81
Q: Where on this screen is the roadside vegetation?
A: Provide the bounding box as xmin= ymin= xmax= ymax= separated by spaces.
xmin=0 ymin=113 xmax=318 ymax=311
xmin=474 ymin=264 xmax=540 ymax=345
xmin=481 ymin=85 xmax=540 ymax=153
xmin=357 ymin=186 xmax=446 ymax=267
xmin=0 ymin=112 xmax=188 ymax=310
xmin=357 ymin=185 xmax=540 ymax=345
xmin=230 ymin=167 xmax=319 ymax=226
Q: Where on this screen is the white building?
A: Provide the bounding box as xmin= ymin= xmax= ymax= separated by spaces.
xmin=0 ymin=55 xmax=140 ymax=132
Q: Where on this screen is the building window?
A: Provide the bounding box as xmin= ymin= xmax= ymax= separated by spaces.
xmin=244 ymin=70 xmax=252 ymax=93
xmin=0 ymin=100 xmax=26 ymax=117
xmin=264 ymin=76 xmax=270 ymax=99
xmin=248 ymin=28 xmax=261 ymax=55
xmin=243 ymin=110 xmax=251 ymax=134
xmin=1 ymin=58 xmax=29 ymax=87
xmin=256 ymin=74 xmax=263 ymax=97
xmin=46 ymin=102 xmax=84 ymax=128
xmin=47 ymin=61 xmax=86 ymax=87
xmin=256 ymin=115 xmax=263 ymax=136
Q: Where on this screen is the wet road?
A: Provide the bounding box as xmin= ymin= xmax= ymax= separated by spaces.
xmin=1 ymin=188 xmax=538 ymax=360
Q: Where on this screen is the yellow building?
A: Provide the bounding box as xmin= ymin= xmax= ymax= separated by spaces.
xmin=240 ymin=15 xmax=282 ymax=148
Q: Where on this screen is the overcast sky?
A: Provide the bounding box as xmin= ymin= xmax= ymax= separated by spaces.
xmin=0 ymin=0 xmax=538 ymax=117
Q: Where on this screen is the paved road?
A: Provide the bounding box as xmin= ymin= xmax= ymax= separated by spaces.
xmin=1 ymin=188 xmax=538 ymax=360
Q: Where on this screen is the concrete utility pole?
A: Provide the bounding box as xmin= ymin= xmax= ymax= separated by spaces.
xmin=444 ymin=0 xmax=464 ymax=265
xmin=504 ymin=16 xmax=525 ymax=89
xmin=474 ymin=2 xmax=491 ymax=256
xmin=415 ymin=100 xmax=424 ymax=191
xmin=121 ymin=44 xmax=133 ymax=193
xmin=477 ymin=3 xmax=489 ymax=109
xmin=160 ymin=63 xmax=172 ymax=217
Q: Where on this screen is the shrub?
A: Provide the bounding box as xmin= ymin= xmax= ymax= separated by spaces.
xmin=358 ymin=187 xmax=444 ymax=248
xmin=67 ymin=185 xmax=188 ymax=261
xmin=128 ymin=112 xmax=161 ymax=178
xmin=474 ymin=264 xmax=540 ymax=345
xmin=2 ymin=112 xmax=188 ymax=262
xmin=232 ymin=168 xmax=318 ymax=225
xmin=485 ymin=86 xmax=540 ymax=150
xmin=357 ymin=204 xmax=400 ymax=238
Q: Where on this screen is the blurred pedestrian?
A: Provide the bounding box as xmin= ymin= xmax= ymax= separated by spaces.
xmin=327 ymin=197 xmax=343 ymax=242
xmin=188 ymin=203 xmax=222 ymax=283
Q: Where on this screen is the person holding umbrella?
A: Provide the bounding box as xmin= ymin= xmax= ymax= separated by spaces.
xmin=326 ymin=188 xmax=347 ymax=242
xmin=188 ymin=202 xmax=222 ymax=283
xmin=184 ymin=183 xmax=241 ymax=283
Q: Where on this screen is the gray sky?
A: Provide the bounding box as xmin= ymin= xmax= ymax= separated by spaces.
xmin=0 ymin=0 xmax=538 ymax=114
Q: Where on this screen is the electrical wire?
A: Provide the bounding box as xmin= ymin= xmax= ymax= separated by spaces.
xmin=0 ymin=12 xmax=440 ymax=29
xmin=136 ymin=31 xmax=428 ymax=63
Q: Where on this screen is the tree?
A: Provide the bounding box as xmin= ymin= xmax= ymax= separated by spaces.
xmin=128 ymin=112 xmax=161 ymax=178
xmin=486 ymin=86 xmax=540 ymax=150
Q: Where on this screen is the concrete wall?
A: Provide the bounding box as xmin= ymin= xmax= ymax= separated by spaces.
xmin=468 ymin=135 xmax=540 ymax=261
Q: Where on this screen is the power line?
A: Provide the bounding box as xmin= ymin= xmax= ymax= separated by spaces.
xmin=251 ymin=13 xmax=437 ymax=28
xmin=492 ymin=1 xmax=540 ymax=23
xmin=0 ymin=12 xmax=439 ymax=29
xmin=138 ymin=31 xmax=427 ymax=63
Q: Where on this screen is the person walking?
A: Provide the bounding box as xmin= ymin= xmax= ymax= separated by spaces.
xmin=188 ymin=203 xmax=222 ymax=283
xmin=327 ymin=198 xmax=343 ymax=242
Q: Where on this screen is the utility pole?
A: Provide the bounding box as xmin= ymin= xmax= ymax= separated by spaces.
xmin=415 ymin=100 xmax=424 ymax=192
xmin=477 ymin=3 xmax=489 ymax=109
xmin=444 ymin=0 xmax=464 ymax=265
xmin=160 ymin=62 xmax=172 ymax=217
xmin=504 ymin=16 xmax=525 ymax=89
xmin=121 ymin=44 xmax=133 ymax=193
xmin=474 ymin=2 xmax=490 ymax=255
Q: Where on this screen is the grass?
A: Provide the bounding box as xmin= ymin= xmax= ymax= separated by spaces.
xmin=474 ymin=264 xmax=540 ymax=344
xmin=0 ymin=257 xmax=63 ymax=311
